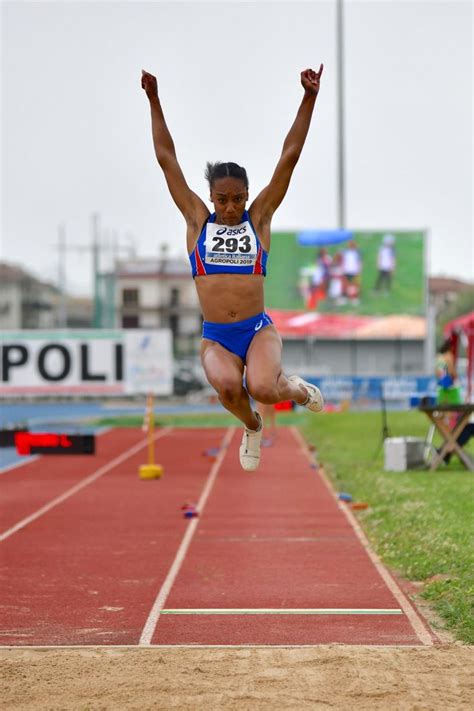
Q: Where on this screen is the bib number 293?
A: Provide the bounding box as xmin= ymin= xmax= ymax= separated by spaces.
xmin=212 ymin=235 xmax=252 ymax=254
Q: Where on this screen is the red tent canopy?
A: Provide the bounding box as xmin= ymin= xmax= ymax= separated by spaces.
xmin=444 ymin=311 xmax=474 ymax=400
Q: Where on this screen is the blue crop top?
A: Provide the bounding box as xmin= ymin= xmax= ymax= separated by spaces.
xmin=189 ymin=211 xmax=268 ymax=278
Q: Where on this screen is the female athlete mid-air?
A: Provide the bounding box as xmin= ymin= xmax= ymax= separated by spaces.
xmin=141 ymin=66 xmax=324 ymax=471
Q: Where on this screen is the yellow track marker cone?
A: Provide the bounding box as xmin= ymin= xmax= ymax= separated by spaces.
xmin=139 ymin=393 xmax=163 ymax=479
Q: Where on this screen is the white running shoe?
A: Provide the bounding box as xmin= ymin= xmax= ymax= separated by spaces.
xmin=288 ymin=375 xmax=324 ymax=412
xmin=239 ymin=411 xmax=263 ymax=471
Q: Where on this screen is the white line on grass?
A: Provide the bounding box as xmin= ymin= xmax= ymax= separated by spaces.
xmin=291 ymin=426 xmax=434 ymax=647
xmin=0 ymin=428 xmax=173 ymax=542
xmin=139 ymin=426 xmax=235 ymax=646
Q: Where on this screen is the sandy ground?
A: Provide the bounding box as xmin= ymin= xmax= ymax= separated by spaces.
xmin=2 ymin=644 xmax=473 ymax=710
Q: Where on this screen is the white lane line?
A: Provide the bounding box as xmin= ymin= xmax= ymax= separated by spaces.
xmin=291 ymin=426 xmax=434 ymax=646
xmin=0 ymin=455 xmax=40 ymax=475
xmin=0 ymin=644 xmax=431 ymax=650
xmin=160 ymin=608 xmax=403 ymax=615
xmin=0 ymin=428 xmax=173 ymax=542
xmin=139 ymin=426 xmax=235 ymax=646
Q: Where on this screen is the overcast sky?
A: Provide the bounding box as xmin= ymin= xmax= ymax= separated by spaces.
xmin=2 ymin=0 xmax=472 ymax=296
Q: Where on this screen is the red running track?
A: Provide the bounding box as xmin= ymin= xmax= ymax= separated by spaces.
xmin=0 ymin=427 xmax=436 ymax=646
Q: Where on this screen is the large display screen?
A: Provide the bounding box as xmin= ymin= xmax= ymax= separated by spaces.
xmin=265 ymin=230 xmax=426 ymax=317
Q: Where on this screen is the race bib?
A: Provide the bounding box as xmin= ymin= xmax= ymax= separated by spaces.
xmin=205 ymin=221 xmax=257 ymax=267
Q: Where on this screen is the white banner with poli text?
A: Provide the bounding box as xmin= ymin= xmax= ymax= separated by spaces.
xmin=0 ymin=330 xmax=173 ymax=396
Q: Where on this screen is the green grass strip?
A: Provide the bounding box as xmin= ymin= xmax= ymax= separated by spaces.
xmin=300 ymin=410 xmax=474 ymax=644
xmin=89 ymin=412 xmax=306 ymax=429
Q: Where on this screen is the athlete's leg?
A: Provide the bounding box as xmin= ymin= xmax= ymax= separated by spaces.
xmin=256 ymin=401 xmax=277 ymax=441
xmin=245 ymin=326 xmax=311 ymax=405
xmin=201 ymin=339 xmax=263 ymax=471
xmin=201 ymin=339 xmax=260 ymax=430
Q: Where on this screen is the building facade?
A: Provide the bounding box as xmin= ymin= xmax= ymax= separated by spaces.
xmin=0 ymin=263 xmax=58 ymax=330
xmin=116 ymin=257 xmax=201 ymax=355
xmin=428 ymin=276 xmax=473 ymax=314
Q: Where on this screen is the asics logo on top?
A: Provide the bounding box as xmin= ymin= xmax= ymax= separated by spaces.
xmin=254 ymin=320 xmax=263 ymax=331
xmin=216 ymin=226 xmax=247 ymax=236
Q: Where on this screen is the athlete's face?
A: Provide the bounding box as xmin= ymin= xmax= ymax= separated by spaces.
xmin=210 ymin=177 xmax=248 ymax=226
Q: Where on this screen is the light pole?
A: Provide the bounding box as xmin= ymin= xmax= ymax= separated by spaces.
xmin=336 ymin=0 xmax=346 ymax=229
xmin=57 ymin=223 xmax=67 ymax=328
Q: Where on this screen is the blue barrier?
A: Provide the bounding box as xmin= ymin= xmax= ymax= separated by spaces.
xmin=301 ymin=376 xmax=469 ymax=403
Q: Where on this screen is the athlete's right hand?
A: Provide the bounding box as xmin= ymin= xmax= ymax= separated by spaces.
xmin=301 ymin=66 xmax=323 ymax=96
xmin=141 ymin=70 xmax=158 ymax=99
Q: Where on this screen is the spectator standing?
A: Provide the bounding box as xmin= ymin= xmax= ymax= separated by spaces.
xmin=374 ymin=234 xmax=396 ymax=292
xmin=341 ymin=240 xmax=362 ymax=303
xmin=327 ymin=252 xmax=345 ymax=305
xmin=435 ymin=339 xmax=463 ymax=405
xmin=308 ymin=247 xmax=332 ymax=309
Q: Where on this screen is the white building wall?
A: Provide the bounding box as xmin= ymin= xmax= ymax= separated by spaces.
xmin=141 ymin=280 xmax=161 ymax=306
xmin=180 ymin=314 xmax=202 ymax=333
xmin=180 ymin=280 xmax=199 ymax=307
xmin=140 ymin=312 xmax=160 ymax=329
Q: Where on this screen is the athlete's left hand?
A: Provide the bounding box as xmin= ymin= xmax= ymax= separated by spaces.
xmin=301 ymin=65 xmax=324 ymax=96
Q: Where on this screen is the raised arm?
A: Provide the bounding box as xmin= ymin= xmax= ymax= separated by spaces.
xmin=141 ymin=70 xmax=208 ymax=227
xmin=250 ymin=66 xmax=323 ymax=228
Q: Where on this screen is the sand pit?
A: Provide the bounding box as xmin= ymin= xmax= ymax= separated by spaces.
xmin=2 ymin=644 xmax=473 ymax=710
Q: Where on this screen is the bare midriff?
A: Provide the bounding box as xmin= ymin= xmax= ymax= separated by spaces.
xmin=194 ymin=273 xmax=265 ymax=323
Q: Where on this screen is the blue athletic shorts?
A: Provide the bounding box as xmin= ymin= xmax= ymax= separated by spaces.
xmin=202 ymin=312 xmax=273 ymax=361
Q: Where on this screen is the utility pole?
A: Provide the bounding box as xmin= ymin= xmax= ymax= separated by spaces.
xmin=54 ymin=214 xmax=137 ymax=329
xmin=91 ymin=212 xmax=101 ymax=328
xmin=336 ymin=0 xmax=347 ymax=229
xmin=57 ymin=223 xmax=68 ymax=328
xmin=54 ymin=222 xmax=94 ymax=325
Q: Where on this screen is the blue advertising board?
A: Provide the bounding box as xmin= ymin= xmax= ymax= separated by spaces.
xmin=302 ymin=376 xmax=442 ymax=404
